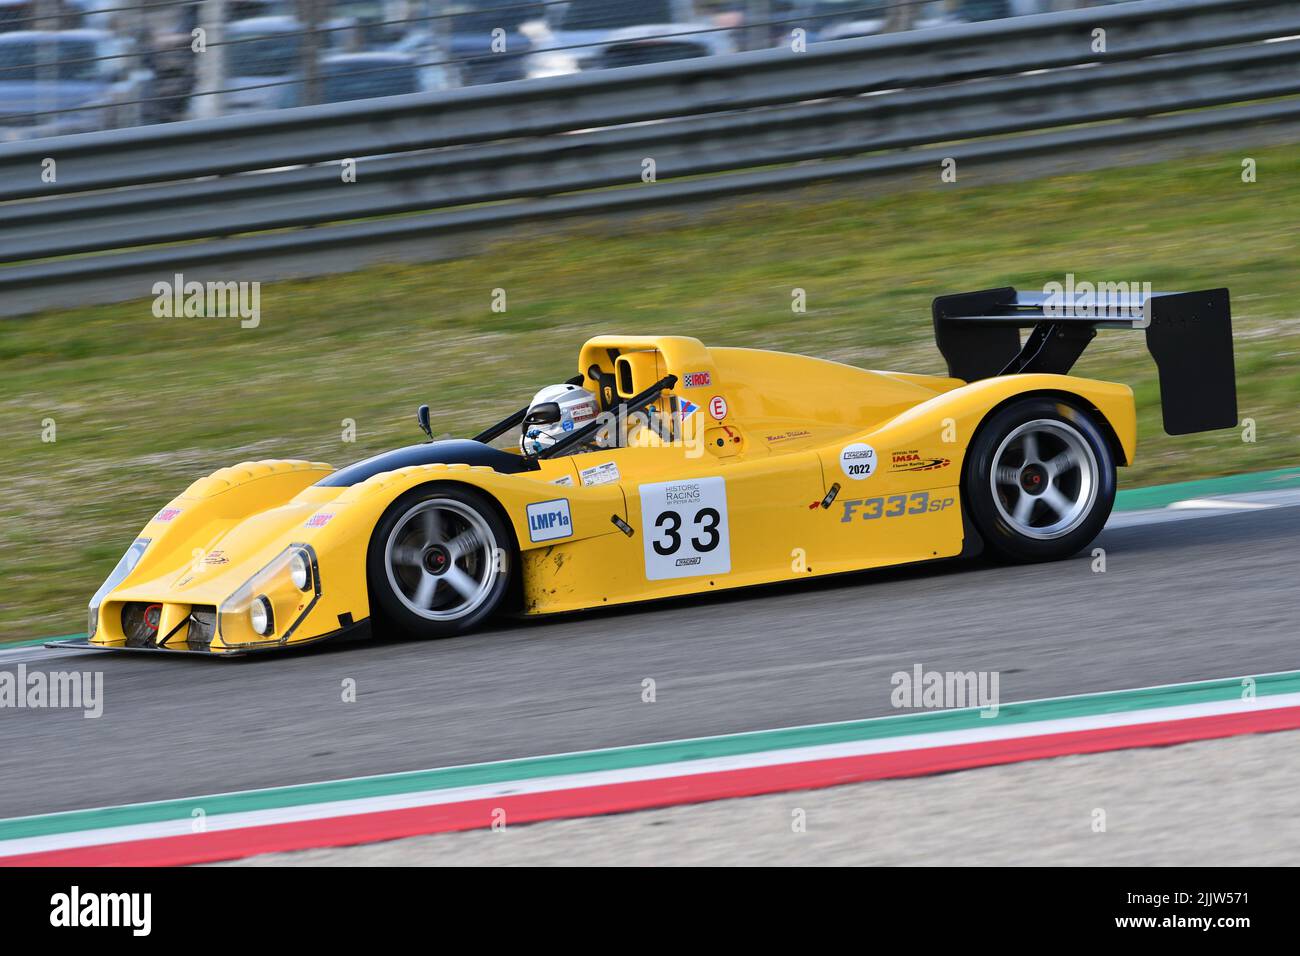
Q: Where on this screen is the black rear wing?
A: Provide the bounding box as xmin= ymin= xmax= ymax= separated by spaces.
xmin=931 ymin=286 xmax=1237 ymax=436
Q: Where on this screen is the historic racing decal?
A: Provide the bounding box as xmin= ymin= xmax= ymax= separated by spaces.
xmin=839 ymin=442 xmax=877 ymax=480
xmin=153 ymin=507 xmax=182 ymax=523
xmin=526 ymin=499 xmax=573 ymax=543
xmin=639 ymin=477 xmax=730 ymax=580
xmin=682 ymin=371 xmax=713 ymax=388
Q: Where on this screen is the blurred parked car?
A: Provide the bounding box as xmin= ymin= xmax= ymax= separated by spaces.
xmin=229 ymin=0 xmax=289 ymax=20
xmin=222 ymin=15 xmax=302 ymax=112
xmin=393 ymin=0 xmax=544 ymax=87
xmin=449 ymin=0 xmax=543 ymax=85
xmin=319 ymin=50 xmax=453 ymax=102
xmin=0 ymin=29 xmax=152 ymax=139
xmin=0 ymin=0 xmax=85 ymax=32
xmin=222 ymin=14 xmax=358 ymax=115
xmin=784 ymin=0 xmax=889 ymax=42
xmin=956 ymin=0 xmax=1056 ymax=21
xmin=525 ymin=0 xmax=735 ymax=79
xmin=771 ymin=0 xmax=973 ymax=44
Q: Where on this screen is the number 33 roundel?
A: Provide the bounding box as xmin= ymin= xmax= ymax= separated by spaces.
xmin=638 ymin=477 xmax=731 ymax=581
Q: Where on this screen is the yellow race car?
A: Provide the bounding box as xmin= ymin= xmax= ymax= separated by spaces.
xmin=69 ymin=286 xmax=1236 ymax=656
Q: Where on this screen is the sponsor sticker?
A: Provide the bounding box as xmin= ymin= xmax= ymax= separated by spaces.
xmin=153 ymin=507 xmax=182 ymax=523
xmin=526 ymin=498 xmax=573 ymax=543
xmin=202 ymin=550 xmax=229 ymax=566
xmin=682 ymin=371 xmax=712 ymax=388
xmin=580 ymin=461 xmax=620 ymax=486
xmin=551 ymin=475 xmax=575 ymax=487
xmin=708 ymin=395 xmax=728 ymax=421
xmin=305 ymin=512 xmax=334 ymax=528
xmin=839 ymin=442 xmax=877 ymax=480
xmin=679 ymin=399 xmax=699 ymax=420
xmin=639 ymin=477 xmax=730 ymax=580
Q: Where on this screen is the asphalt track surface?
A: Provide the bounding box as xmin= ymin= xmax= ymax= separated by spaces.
xmin=3 ymin=498 xmax=1298 ymax=819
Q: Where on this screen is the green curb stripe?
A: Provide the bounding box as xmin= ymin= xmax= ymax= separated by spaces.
xmin=0 ymin=634 xmax=84 ymax=650
xmin=1115 ymin=466 xmax=1300 ymax=512
xmin=2 ymin=669 xmax=1296 ymax=844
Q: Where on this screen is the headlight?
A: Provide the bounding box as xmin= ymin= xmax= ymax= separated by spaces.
xmin=249 ymin=596 xmax=274 ymax=636
xmin=289 ymin=550 xmax=312 ymax=591
xmin=218 ymin=544 xmax=319 ymax=646
xmin=88 ymin=538 xmax=150 ymax=638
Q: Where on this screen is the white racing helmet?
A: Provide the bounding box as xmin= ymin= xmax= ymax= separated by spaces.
xmin=520 ymin=383 xmax=601 ymax=455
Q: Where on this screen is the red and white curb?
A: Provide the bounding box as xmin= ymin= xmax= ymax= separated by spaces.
xmin=2 ymin=670 xmax=1299 ymax=866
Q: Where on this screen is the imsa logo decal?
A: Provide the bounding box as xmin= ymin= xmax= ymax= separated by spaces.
xmin=527 ymin=498 xmax=573 ymax=543
xmin=890 ymin=449 xmax=951 ymax=472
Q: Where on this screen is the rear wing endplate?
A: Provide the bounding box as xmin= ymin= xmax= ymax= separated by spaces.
xmin=931 ymin=287 xmax=1237 ymax=435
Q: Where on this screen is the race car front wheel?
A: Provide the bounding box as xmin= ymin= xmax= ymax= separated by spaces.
xmin=963 ymin=396 xmax=1116 ymax=563
xmin=367 ymin=484 xmax=513 ymax=638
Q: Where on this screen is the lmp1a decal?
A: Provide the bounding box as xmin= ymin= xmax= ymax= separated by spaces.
xmin=639 ymin=477 xmax=731 ymax=580
xmin=840 ymin=491 xmax=955 ymax=522
xmin=526 ymin=499 xmax=573 ymax=543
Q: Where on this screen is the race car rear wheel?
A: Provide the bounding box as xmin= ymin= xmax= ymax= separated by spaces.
xmin=367 ymin=485 xmax=513 ymax=638
xmin=963 ymin=397 xmax=1116 ymax=563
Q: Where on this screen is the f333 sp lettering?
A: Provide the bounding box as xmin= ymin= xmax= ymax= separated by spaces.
xmin=840 ymin=491 xmax=955 ymax=522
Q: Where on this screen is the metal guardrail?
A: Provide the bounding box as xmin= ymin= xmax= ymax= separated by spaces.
xmin=1 ymin=0 xmax=1298 ymax=315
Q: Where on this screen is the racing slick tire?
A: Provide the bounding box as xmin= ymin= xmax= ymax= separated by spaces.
xmin=367 ymin=484 xmax=514 ymax=638
xmin=963 ymin=396 xmax=1116 ymax=563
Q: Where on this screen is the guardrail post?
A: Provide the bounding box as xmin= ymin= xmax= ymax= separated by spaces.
xmin=193 ymin=0 xmax=228 ymax=119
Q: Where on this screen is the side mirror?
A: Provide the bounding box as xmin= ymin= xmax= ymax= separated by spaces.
xmin=416 ymin=404 xmax=433 ymax=441
xmin=522 ymin=402 xmax=562 ymax=426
